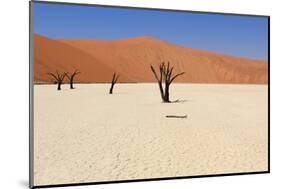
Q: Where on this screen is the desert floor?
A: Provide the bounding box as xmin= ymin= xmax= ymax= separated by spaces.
xmin=34 ymin=83 xmax=268 ymax=186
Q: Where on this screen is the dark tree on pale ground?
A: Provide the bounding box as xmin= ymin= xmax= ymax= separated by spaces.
xmin=47 ymin=71 xmax=67 ymax=90
xmin=66 ymin=70 xmax=81 ymax=89
xmin=150 ymin=62 xmax=185 ymax=103
xmin=109 ymin=73 xmax=120 ymax=94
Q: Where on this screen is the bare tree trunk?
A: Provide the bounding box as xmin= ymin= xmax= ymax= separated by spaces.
xmin=164 ymin=83 xmax=170 ymax=102
xmin=109 ymin=73 xmax=119 ymax=94
xmin=158 ymin=81 xmax=165 ymax=100
xmin=57 ymin=82 xmax=62 ymax=90
xmin=109 ymin=84 xmax=114 ymax=94
xmin=70 ymin=78 xmax=74 ymax=89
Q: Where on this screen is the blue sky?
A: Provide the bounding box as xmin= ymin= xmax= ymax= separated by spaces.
xmin=33 ymin=2 xmax=268 ymax=61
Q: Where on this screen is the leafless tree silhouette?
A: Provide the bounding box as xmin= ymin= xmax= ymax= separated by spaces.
xmin=109 ymin=73 xmax=120 ymax=94
xmin=150 ymin=62 xmax=185 ymax=102
xmin=47 ymin=71 xmax=67 ymax=90
xmin=66 ymin=70 xmax=81 ymax=89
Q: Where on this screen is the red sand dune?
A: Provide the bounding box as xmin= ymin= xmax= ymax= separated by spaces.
xmin=34 ymin=34 xmax=268 ymax=84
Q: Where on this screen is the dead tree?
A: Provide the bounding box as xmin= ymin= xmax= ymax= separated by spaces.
xmin=150 ymin=62 xmax=185 ymax=102
xmin=109 ymin=73 xmax=119 ymax=94
xmin=47 ymin=71 xmax=67 ymax=90
xmin=66 ymin=70 xmax=80 ymax=89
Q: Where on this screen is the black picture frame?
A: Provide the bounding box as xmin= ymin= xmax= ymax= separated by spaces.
xmin=29 ymin=1 xmax=270 ymax=188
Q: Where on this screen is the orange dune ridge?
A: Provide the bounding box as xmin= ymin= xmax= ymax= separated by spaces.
xmin=34 ymin=34 xmax=268 ymax=84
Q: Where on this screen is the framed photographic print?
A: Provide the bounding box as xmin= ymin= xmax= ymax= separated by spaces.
xmin=29 ymin=0 xmax=270 ymax=188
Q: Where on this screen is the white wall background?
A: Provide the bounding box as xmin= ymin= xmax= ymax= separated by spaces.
xmin=0 ymin=0 xmax=278 ymax=188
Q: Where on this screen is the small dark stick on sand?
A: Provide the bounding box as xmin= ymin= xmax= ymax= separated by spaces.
xmin=166 ymin=115 xmax=187 ymax=119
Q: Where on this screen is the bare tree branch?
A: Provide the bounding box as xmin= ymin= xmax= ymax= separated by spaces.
xmin=150 ymin=65 xmax=160 ymax=82
xmin=47 ymin=72 xmax=59 ymax=81
xmin=60 ymin=73 xmax=67 ymax=82
xmin=169 ymin=72 xmax=185 ymax=84
xmin=114 ymin=74 xmax=120 ymax=83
